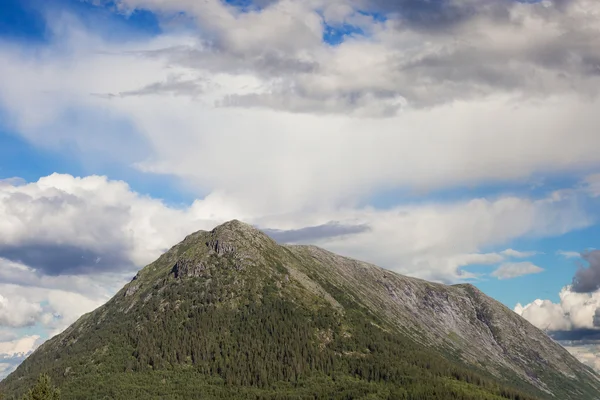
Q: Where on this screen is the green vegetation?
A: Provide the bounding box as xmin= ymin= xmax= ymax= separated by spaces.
xmin=20 ymin=375 xmax=60 ymax=400
xmin=0 ymin=270 xmax=539 ymax=399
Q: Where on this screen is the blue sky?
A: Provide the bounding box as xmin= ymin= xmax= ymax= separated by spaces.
xmin=1 ymin=0 xmax=600 ymax=377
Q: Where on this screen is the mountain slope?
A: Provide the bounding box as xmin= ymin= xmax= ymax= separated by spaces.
xmin=2 ymin=220 xmax=599 ymax=399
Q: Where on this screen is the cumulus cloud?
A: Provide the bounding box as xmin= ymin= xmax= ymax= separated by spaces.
xmin=491 ymin=262 xmax=544 ymax=280
xmin=0 ymin=173 xmax=220 ymax=275
xmin=0 ymin=294 xmax=43 ymax=328
xmin=516 ymin=286 xmax=600 ymax=331
xmin=572 ymin=250 xmax=600 ymax=293
xmin=0 ymin=336 xmax=40 ymax=358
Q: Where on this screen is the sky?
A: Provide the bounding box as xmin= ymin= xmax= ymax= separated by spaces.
xmin=1 ymin=0 xmax=600 ymax=378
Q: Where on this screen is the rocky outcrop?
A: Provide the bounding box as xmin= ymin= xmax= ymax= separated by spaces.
xmin=171 ymin=259 xmax=207 ymax=278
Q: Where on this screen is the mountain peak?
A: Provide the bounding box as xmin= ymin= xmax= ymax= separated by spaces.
xmin=209 ymin=219 xmax=276 ymax=249
xmin=212 ymin=219 xmax=260 ymax=235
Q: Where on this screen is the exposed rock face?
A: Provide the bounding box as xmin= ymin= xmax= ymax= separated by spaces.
xmin=171 ymin=259 xmax=206 ymax=278
xmin=124 ymin=283 xmax=139 ymax=297
xmin=207 ymin=239 xmax=235 ymax=256
xmin=2 ymin=220 xmax=599 ymax=400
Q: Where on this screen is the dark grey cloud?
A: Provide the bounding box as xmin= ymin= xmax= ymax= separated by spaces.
xmin=594 ymin=308 xmax=600 ymax=328
xmin=357 ymin=0 xmax=513 ymax=31
xmin=572 ymin=250 xmax=600 ymax=293
xmin=263 ymin=221 xmax=370 ymax=243
xmin=0 ymin=244 xmax=132 ymax=276
xmin=549 ymin=328 xmax=600 ymax=342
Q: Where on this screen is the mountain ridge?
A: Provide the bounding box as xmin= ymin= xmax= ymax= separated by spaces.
xmin=2 ymin=220 xmax=599 ymax=399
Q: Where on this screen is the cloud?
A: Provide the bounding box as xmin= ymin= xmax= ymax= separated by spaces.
xmin=107 ymin=74 xmax=208 ymax=98
xmin=263 ymin=221 xmax=370 ymax=243
xmin=93 ymin=0 xmax=600 ymax=114
xmin=0 ymin=335 xmax=40 ymax=358
xmin=0 ymin=14 xmax=599 ymax=219
xmin=0 ymin=355 xmax=27 ymax=380
xmin=0 ymin=173 xmax=221 ymax=276
xmin=0 ymin=244 xmax=130 ymax=277
xmin=572 ymin=250 xmax=600 ymax=293
xmin=500 ymin=249 xmax=538 ymax=258
xmin=0 ymin=178 xmax=26 ymax=187
xmin=557 ymin=250 xmax=582 ymax=259
xmin=257 ymin=191 xmax=591 ymax=283
xmin=3 ymin=28 xmax=600 ymax=218
xmin=452 ymin=253 xmax=505 ymax=266
xmin=516 ymin=286 xmax=600 ymax=332
xmin=549 ymin=329 xmax=600 ymax=342
xmin=491 ymin=262 xmax=544 ymax=280
xmin=0 ymin=294 xmax=43 ymax=328
xmin=584 ymin=173 xmax=600 ymax=197
xmin=559 ymin=342 xmax=600 ymax=373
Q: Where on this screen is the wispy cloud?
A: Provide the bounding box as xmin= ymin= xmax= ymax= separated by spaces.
xmin=492 ymin=262 xmax=544 ymax=280
xmin=583 ymin=174 xmax=600 ymax=198
xmin=557 ymin=251 xmax=582 ymax=259
xmin=501 ymin=249 xmax=539 ymax=258
xmin=263 ymin=222 xmax=370 ymax=243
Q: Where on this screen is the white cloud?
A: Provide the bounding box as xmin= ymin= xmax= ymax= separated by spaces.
xmin=515 ymin=299 xmax=570 ymax=331
xmin=516 ymin=286 xmax=600 ymax=331
xmin=257 ymin=192 xmax=590 ymax=282
xmin=0 ymin=335 xmax=40 ymax=358
xmin=557 ymin=251 xmax=582 ymax=259
xmin=104 ymin=0 xmax=600 ymax=111
xmin=491 ymin=262 xmax=544 ymax=280
xmin=0 ymin=10 xmax=600 ymax=217
xmin=0 ymin=294 xmax=43 ymax=328
xmin=501 ymin=249 xmax=538 ymax=258
xmin=0 ymin=173 xmax=223 ymax=274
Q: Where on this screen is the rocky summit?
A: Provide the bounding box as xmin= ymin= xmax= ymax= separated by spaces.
xmin=2 ymin=220 xmax=600 ymax=399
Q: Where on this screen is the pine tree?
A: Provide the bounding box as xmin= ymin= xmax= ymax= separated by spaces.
xmin=21 ymin=374 xmax=60 ymax=400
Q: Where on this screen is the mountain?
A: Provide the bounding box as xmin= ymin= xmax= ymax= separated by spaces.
xmin=2 ymin=220 xmax=599 ymax=399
